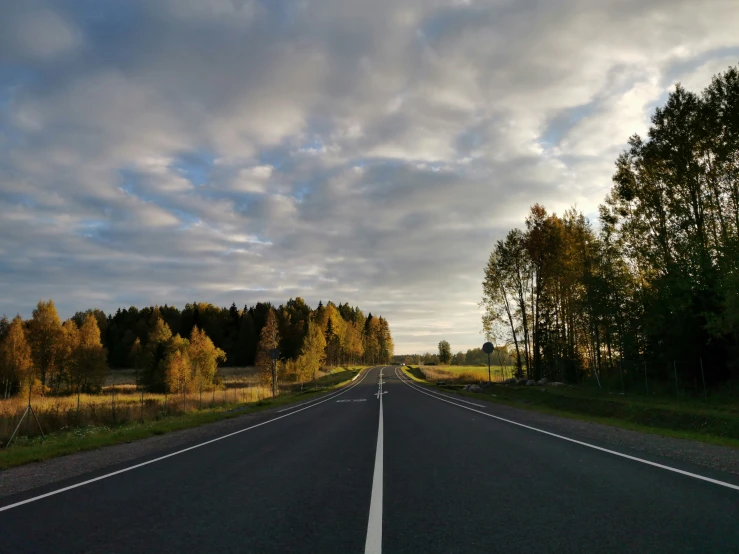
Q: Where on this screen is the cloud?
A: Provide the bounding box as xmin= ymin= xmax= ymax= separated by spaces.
xmin=1 ymin=0 xmax=738 ymax=352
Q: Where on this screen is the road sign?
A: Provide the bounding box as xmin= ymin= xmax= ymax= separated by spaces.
xmin=482 ymin=342 xmax=495 ymax=383
xmin=269 ymin=348 xmax=280 ymax=360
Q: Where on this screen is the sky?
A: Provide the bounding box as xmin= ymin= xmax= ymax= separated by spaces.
xmin=1 ymin=0 xmax=739 ymax=354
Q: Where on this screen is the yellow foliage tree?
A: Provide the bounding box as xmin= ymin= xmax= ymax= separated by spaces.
xmin=0 ymin=315 xmax=34 ymax=400
xmin=28 ymin=300 xmax=63 ymax=394
xmin=189 ymin=325 xmax=226 ymax=407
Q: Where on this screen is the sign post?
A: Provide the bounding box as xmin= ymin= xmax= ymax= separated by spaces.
xmin=482 ymin=342 xmax=495 ymax=384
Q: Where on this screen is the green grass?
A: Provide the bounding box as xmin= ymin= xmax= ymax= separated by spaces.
xmin=402 ymin=367 xmax=739 ymax=448
xmin=0 ymin=368 xmax=365 ymax=470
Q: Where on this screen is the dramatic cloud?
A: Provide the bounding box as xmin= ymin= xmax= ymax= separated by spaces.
xmin=1 ymin=0 xmax=738 ymax=352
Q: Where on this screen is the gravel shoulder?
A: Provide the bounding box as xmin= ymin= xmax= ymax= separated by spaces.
xmin=451 ymin=390 xmax=739 ymax=477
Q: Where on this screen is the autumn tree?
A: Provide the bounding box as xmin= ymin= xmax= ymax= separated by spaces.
xmin=68 ymin=314 xmax=108 ymax=412
xmin=28 ymin=300 xmax=63 ymax=393
xmin=189 ymin=325 xmax=226 ymax=407
xmin=0 ymin=316 xmax=34 ymax=400
xmin=163 ymin=334 xmax=191 ymax=400
xmin=255 ymin=309 xmax=280 ymax=390
xmin=298 ymin=319 xmax=326 ymax=381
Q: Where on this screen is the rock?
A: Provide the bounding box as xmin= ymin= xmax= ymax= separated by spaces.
xmin=537 ymin=378 xmax=549 ymax=385
xmin=504 ymin=377 xmax=518 ymax=385
xmin=525 ymin=380 xmax=536 ymax=386
xmin=548 ymin=381 xmax=564 ymax=387
xmin=517 ymin=379 xmax=529 ymax=385
xmin=465 ymin=384 xmax=482 ymax=392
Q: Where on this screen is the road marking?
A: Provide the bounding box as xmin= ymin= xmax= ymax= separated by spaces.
xmin=395 ymin=368 xmax=739 ymax=493
xmin=365 ymin=367 xmax=384 ymax=554
xmin=277 ymin=369 xmax=369 ymax=413
xmin=424 ymin=389 xmax=484 ymax=408
xmin=0 ymin=367 xmax=375 ymax=513
xmin=336 ymin=399 xmax=367 ymax=403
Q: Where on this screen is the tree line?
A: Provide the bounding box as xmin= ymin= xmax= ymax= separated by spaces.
xmin=395 ymin=344 xmax=515 ymax=366
xmin=482 ymin=64 xmax=739 ymax=386
xmin=0 ymin=298 xmax=394 ymax=398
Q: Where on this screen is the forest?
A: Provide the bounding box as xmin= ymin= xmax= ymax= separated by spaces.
xmin=482 ymin=65 xmax=739 ymax=389
xmin=0 ymin=298 xmax=394 ymax=398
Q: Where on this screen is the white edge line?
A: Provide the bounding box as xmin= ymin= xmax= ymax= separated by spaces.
xmin=364 ymin=367 xmax=383 ymax=554
xmin=395 ymin=368 xmax=739 ymax=492
xmin=0 ymin=367 xmax=374 ymax=513
xmin=277 ymin=367 xmax=369 ymax=412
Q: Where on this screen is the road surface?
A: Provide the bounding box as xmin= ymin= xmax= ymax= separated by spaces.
xmin=1 ymin=366 xmax=738 ymax=553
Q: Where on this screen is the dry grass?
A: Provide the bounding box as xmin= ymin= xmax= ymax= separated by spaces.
xmin=0 ymin=384 xmax=273 ymax=445
xmin=1 ymin=365 xmax=365 ymax=445
xmin=414 ymin=365 xmax=514 ymax=383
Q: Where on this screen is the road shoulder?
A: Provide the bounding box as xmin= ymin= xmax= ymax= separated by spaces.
xmin=399 ymin=367 xmax=739 ymax=478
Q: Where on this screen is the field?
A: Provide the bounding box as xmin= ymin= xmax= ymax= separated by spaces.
xmin=410 ymin=364 xmax=513 ymax=383
xmin=403 ymin=367 xmax=739 ymax=446
xmin=0 ymin=366 xmax=367 ymax=462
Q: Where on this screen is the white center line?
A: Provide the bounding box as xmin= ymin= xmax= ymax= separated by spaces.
xmin=365 ymin=367 xmax=384 ymax=554
xmin=395 ymin=368 xmax=739 ymax=492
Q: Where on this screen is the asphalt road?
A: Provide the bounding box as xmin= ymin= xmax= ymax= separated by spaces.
xmin=1 ymin=366 xmax=738 ymax=553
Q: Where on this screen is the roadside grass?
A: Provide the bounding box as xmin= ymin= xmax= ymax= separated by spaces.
xmin=0 ymin=367 xmax=366 ymax=470
xmin=402 ymin=367 xmax=739 ymax=448
xmin=412 ymin=365 xmax=511 ymax=383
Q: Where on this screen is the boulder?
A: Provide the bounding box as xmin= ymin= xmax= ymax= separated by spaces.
xmin=504 ymin=377 xmax=518 ymax=385
xmin=517 ymin=379 xmax=529 ymax=385
xmin=537 ymin=378 xmax=549 ymax=385
xmin=548 ymin=381 xmax=565 ymax=387
xmin=464 ymin=384 xmax=483 ymax=392
xmin=525 ymin=380 xmax=536 ymax=386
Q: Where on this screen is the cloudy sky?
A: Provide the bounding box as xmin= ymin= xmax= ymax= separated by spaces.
xmin=1 ymin=0 xmax=738 ymax=353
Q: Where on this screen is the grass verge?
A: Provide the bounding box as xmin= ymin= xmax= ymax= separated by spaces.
xmin=402 ymin=367 xmax=739 ymax=449
xmin=0 ymin=368 xmax=365 ymax=470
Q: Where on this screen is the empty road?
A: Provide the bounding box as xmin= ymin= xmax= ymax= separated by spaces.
xmin=1 ymin=366 xmax=738 ymax=553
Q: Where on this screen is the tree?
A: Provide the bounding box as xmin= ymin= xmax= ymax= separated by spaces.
xmin=28 ymin=300 xmax=63 ymax=393
xmin=69 ymin=314 xmax=108 ymax=414
xmin=189 ymin=325 xmax=226 ymax=407
xmin=143 ymin=317 xmax=173 ymax=391
xmin=131 ymin=337 xmax=143 ymax=387
xmin=163 ymin=334 xmax=191 ymax=400
xmin=438 ymin=341 xmax=452 ymax=365
xmin=0 ymin=315 xmax=34 ymax=400
xmin=298 ymin=319 xmax=326 ymax=382
xmin=255 ymin=309 xmax=280 ymax=390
